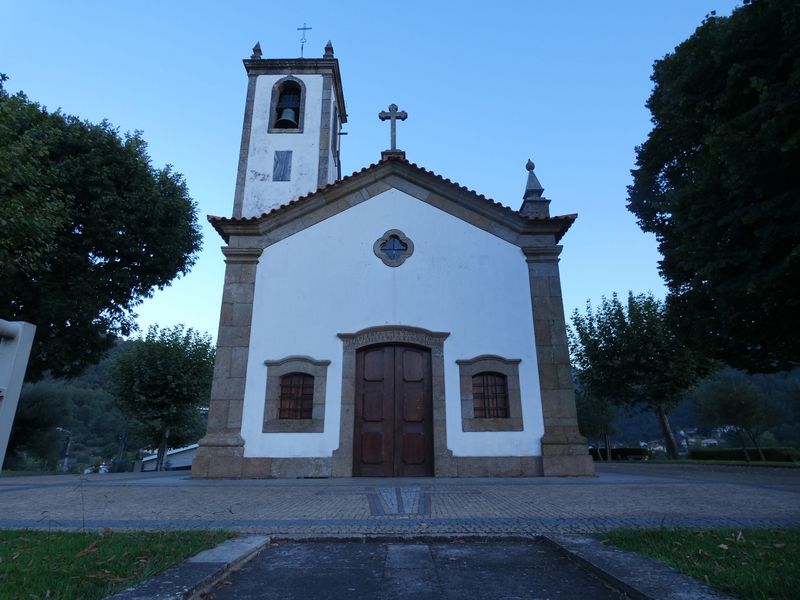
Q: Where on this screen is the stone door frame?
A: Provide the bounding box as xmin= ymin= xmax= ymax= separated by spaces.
xmin=332 ymin=325 xmax=455 ymax=477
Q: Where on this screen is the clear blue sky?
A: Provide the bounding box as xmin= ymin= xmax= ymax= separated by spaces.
xmin=2 ymin=0 xmax=741 ymax=341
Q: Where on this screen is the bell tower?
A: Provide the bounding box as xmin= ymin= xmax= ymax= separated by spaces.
xmin=232 ymin=41 xmax=347 ymax=218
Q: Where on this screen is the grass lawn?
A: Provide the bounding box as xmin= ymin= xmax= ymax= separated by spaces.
xmin=0 ymin=529 xmax=232 ymax=600
xmin=603 ymin=528 xmax=800 ymax=600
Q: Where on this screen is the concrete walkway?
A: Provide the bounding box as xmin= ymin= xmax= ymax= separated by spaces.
xmin=1 ymin=463 xmax=798 ymax=534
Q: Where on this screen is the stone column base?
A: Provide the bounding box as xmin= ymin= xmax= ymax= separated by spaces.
xmin=191 ymin=433 xmax=245 ymax=479
xmin=541 ymin=427 xmax=595 ymax=476
xmin=542 ymin=452 xmax=595 ymax=476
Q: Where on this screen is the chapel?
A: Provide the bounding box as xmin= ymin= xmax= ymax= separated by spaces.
xmin=191 ymin=42 xmax=593 ymax=478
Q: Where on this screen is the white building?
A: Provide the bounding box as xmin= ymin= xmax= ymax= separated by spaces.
xmin=141 ymin=444 xmax=198 ymax=472
xmin=192 ymin=42 xmax=592 ymax=478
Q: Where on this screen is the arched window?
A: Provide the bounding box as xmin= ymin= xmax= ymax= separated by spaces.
xmin=472 ymin=372 xmax=509 ymax=418
xmin=278 ymin=372 xmax=314 ymax=419
xmin=269 ymin=78 xmax=306 ymax=133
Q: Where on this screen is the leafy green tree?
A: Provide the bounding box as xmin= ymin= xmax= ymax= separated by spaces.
xmin=627 ymin=0 xmax=800 ymax=373
xmin=0 ymin=75 xmax=202 ymax=380
xmin=108 ymin=325 xmax=214 ymax=471
xmin=570 ymin=292 xmax=709 ymax=458
xmin=693 ymin=371 xmax=778 ymax=461
xmin=3 ymin=383 xmax=69 ymax=470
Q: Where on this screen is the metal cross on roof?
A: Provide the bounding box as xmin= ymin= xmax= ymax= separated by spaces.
xmin=378 ymin=104 xmax=408 ymax=151
xmin=298 ymin=23 xmax=312 ymax=57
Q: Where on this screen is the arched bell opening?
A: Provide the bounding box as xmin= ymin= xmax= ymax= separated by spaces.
xmin=268 ymin=77 xmax=306 ymax=133
xmin=275 ymin=82 xmax=301 ymax=129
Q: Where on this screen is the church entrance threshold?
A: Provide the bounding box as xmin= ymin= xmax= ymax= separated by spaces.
xmin=353 ymin=344 xmax=434 ymax=477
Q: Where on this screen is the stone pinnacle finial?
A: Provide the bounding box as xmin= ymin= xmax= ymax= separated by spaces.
xmin=324 ymin=40 xmax=334 ymax=58
xmin=251 ymin=42 xmax=262 ymax=59
xmin=524 ymin=158 xmax=544 ymax=199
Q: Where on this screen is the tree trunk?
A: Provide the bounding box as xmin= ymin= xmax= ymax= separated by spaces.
xmin=115 ymin=427 xmax=127 ymax=465
xmin=155 ymin=427 xmax=170 ymax=472
xmin=736 ymin=429 xmax=751 ymax=462
xmin=655 ymin=404 xmax=680 ymax=459
xmin=602 ymin=428 xmax=610 ymax=461
xmin=748 ymin=431 xmax=766 ymax=461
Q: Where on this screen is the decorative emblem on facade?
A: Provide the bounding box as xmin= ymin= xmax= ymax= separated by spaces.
xmin=373 ymin=229 xmax=414 ymax=267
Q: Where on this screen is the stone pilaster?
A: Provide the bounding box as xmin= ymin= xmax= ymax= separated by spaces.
xmin=192 ymin=246 xmax=262 ymax=479
xmin=524 ymin=246 xmax=594 ymax=477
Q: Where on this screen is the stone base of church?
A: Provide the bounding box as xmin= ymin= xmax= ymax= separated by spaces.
xmin=451 ymin=456 xmax=543 ymax=477
xmin=191 ymin=433 xmax=592 ymax=479
xmin=192 ymin=455 xmax=333 ymax=479
xmin=193 ymin=454 xmax=555 ymax=478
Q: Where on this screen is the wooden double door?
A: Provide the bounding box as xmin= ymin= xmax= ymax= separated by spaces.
xmin=353 ymin=344 xmax=434 ymax=477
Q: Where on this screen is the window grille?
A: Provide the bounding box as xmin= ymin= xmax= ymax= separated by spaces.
xmin=278 ymin=373 xmax=314 ymax=419
xmin=472 ymin=372 xmax=509 ymax=418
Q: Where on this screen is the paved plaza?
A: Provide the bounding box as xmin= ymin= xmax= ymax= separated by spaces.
xmin=1 ymin=463 xmax=798 ymax=534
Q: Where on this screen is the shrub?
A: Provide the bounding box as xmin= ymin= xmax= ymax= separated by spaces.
xmin=589 ymin=447 xmax=650 ymax=461
xmin=687 ymin=447 xmax=799 ymax=462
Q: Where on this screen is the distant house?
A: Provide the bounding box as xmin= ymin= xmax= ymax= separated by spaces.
xmin=140 ymin=444 xmax=198 ymax=471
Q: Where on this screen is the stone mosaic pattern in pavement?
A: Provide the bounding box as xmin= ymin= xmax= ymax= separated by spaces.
xmin=0 ymin=463 xmax=798 ymax=534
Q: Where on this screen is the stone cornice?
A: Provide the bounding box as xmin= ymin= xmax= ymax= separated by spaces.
xmin=522 ymin=246 xmax=563 ymax=262
xmin=242 ymin=57 xmax=347 ymax=123
xmin=337 ymin=325 xmax=450 ymax=351
xmin=264 ymin=355 xmax=331 ymax=367
xmin=455 ymin=355 xmax=522 ymax=366
xmin=221 ymin=247 xmax=263 ymax=263
xmin=210 ymin=159 xmax=576 ymax=249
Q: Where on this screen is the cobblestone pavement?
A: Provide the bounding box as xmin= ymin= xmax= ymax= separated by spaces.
xmin=1 ymin=463 xmax=798 ymax=534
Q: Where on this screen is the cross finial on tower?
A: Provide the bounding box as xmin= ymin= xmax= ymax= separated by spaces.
xmin=378 ymin=104 xmax=408 ymax=158
xmin=297 ymin=23 xmax=312 ymax=57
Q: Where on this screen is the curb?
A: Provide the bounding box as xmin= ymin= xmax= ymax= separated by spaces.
xmin=541 ymin=534 xmax=733 ymax=600
xmin=106 ymin=535 xmax=269 ymax=600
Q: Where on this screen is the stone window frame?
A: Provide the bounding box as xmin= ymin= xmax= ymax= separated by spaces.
xmin=267 ymin=76 xmax=306 ymax=134
xmin=373 ymin=229 xmax=414 ymax=267
xmin=456 ymin=355 xmax=524 ymax=432
xmin=263 ymin=356 xmax=330 ymax=433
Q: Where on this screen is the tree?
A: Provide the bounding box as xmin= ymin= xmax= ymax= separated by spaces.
xmin=627 ymin=0 xmax=800 ymax=373
xmin=570 ymin=292 xmax=709 ymax=458
xmin=108 ymin=325 xmax=214 ymax=471
xmin=3 ymin=383 xmax=70 ymax=471
xmin=574 ymin=386 xmax=616 ymax=460
xmin=692 ymin=371 xmax=778 ymax=461
xmin=0 ymin=75 xmax=202 ymax=380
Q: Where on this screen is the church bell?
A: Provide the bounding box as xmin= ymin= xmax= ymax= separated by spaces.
xmin=275 ymin=89 xmax=301 ymax=128
xmin=275 ymin=107 xmax=298 ymax=128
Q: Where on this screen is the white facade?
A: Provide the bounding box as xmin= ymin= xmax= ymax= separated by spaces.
xmin=240 ymin=187 xmax=544 ymax=459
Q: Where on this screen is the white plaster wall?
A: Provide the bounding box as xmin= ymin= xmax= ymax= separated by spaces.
xmin=240 ymin=188 xmax=544 ymax=458
xmin=241 ymin=74 xmax=324 ymax=217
